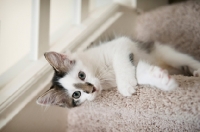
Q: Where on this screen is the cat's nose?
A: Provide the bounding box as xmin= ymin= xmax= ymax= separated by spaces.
xmin=86 ymin=82 xmax=93 ymax=86
xmin=85 ymin=82 xmax=96 ymax=93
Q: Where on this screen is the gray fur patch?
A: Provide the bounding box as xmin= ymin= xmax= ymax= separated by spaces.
xmin=129 ymin=53 xmax=134 ymax=65
xmin=137 ymin=41 xmax=154 ymax=53
xmin=181 ymin=65 xmax=193 ymax=76
xmin=74 ymin=83 xmax=94 ymax=93
xmin=37 ymin=87 xmax=76 ymax=108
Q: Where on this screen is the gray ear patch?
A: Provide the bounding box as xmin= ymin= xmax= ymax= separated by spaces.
xmin=44 ymin=51 xmax=75 ymax=74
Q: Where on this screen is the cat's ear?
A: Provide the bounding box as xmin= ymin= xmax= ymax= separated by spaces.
xmin=37 ymin=89 xmax=57 ymax=106
xmin=44 ymin=51 xmax=75 ymax=73
xmin=36 ymin=88 xmax=73 ymax=107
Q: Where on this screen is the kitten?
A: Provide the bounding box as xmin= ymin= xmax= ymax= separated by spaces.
xmin=37 ymin=37 xmax=200 ymax=108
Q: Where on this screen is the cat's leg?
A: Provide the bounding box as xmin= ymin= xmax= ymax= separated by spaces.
xmin=113 ymin=52 xmax=137 ymax=96
xmin=155 ymin=43 xmax=200 ymax=77
xmin=136 ymin=61 xmax=178 ymax=91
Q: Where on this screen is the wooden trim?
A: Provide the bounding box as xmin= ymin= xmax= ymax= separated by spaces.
xmin=31 ymin=0 xmax=50 ymax=60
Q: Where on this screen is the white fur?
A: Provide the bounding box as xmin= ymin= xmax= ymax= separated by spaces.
xmin=58 ymin=37 xmax=200 ymax=104
xmin=153 ymin=43 xmax=200 ymax=75
xmin=136 ymin=60 xmax=178 ymax=91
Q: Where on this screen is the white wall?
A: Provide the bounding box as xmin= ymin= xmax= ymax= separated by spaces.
xmin=0 ymin=0 xmax=75 ymax=87
xmin=0 ymin=0 xmax=31 ymax=75
xmin=50 ymin=0 xmax=73 ymax=45
xmin=0 ymin=0 xmax=75 ymax=74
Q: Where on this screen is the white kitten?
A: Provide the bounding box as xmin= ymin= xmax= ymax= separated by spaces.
xmin=37 ymin=37 xmax=200 ymax=108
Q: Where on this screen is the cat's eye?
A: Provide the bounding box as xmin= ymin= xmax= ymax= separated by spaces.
xmin=78 ymin=71 xmax=86 ymax=80
xmin=72 ymin=91 xmax=81 ymax=99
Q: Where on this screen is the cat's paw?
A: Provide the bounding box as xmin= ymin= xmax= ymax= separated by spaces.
xmin=117 ymin=80 xmax=137 ymax=96
xmin=150 ymin=66 xmax=178 ymax=91
xmin=193 ymin=69 xmax=200 ymax=77
xmin=160 ymin=75 xmax=178 ymax=91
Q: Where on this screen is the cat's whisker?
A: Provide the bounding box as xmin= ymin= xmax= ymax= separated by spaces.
xmin=44 ymin=105 xmax=50 ymax=112
xmin=94 ymin=63 xmax=100 ymax=76
xmin=99 ymin=79 xmax=115 ymax=83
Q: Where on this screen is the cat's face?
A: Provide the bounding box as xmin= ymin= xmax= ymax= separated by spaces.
xmin=37 ymin=51 xmax=101 ymax=108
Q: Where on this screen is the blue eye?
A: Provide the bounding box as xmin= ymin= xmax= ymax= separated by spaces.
xmin=72 ymin=91 xmax=81 ymax=99
xmin=78 ymin=71 xmax=86 ymax=80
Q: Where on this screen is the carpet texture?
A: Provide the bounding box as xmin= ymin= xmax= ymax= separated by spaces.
xmin=67 ymin=76 xmax=200 ymax=132
xmin=67 ymin=1 xmax=200 ymax=131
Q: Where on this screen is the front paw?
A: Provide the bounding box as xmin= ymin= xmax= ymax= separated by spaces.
xmin=117 ymin=80 xmax=137 ymax=96
xmin=150 ymin=66 xmax=178 ymax=91
xmin=193 ymin=69 xmax=200 ymax=77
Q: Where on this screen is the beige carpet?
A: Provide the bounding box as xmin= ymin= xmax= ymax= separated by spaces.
xmin=67 ymin=75 xmax=200 ymax=132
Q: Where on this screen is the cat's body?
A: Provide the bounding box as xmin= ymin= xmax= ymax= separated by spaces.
xmin=37 ymin=37 xmax=200 ymax=108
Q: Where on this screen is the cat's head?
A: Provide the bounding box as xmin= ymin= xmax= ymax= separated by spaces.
xmin=36 ymin=51 xmax=101 ymax=108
